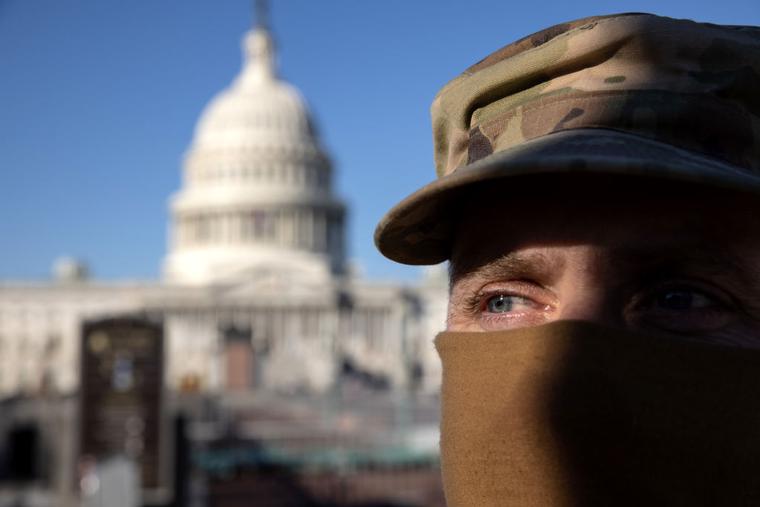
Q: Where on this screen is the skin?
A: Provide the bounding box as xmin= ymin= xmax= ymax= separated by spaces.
xmin=447 ymin=178 xmax=760 ymax=348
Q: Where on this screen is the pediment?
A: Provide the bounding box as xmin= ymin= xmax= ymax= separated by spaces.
xmin=206 ymin=263 xmax=339 ymax=302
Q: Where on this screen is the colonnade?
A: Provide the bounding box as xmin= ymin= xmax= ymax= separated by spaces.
xmin=174 ymin=206 xmax=344 ymax=256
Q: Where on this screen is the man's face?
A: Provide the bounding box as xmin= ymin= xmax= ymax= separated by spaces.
xmin=448 ymin=181 xmax=760 ymax=348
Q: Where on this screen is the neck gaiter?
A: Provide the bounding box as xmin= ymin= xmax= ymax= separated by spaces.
xmin=436 ymin=321 xmax=760 ymax=506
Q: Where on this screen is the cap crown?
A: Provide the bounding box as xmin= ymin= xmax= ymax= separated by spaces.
xmin=432 ymin=13 xmax=760 ymax=179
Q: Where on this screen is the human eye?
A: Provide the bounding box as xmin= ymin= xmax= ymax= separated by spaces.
xmin=653 ymin=289 xmax=715 ymax=311
xmin=485 ymin=294 xmax=535 ymax=314
xmin=467 ymin=282 xmax=554 ymax=331
xmin=627 ymin=282 xmax=734 ymax=335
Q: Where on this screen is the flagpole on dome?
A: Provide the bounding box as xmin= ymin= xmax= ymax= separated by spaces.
xmin=254 ymin=0 xmax=270 ymax=30
xmin=244 ymin=0 xmax=276 ymax=83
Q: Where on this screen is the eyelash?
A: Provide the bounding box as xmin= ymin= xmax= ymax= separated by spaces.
xmin=465 ymin=287 xmax=548 ymax=316
xmin=629 ymin=281 xmax=731 ymax=312
xmin=624 ymin=283 xmax=738 ymax=334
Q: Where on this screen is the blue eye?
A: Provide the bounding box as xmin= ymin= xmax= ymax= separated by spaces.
xmin=487 ymin=295 xmax=511 ymax=313
xmin=486 ymin=295 xmax=516 ymax=313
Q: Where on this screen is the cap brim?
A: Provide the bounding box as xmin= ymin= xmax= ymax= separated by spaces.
xmin=375 ymin=128 xmax=760 ymax=265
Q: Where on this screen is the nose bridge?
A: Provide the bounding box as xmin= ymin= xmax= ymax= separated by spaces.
xmin=556 ymin=247 xmax=615 ymax=325
xmin=559 ymin=285 xmax=611 ymax=323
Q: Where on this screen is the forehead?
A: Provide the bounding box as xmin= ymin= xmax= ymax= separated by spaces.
xmin=449 ymin=177 xmax=760 ymax=279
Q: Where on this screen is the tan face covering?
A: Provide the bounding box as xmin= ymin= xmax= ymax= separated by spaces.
xmin=436 ymin=321 xmax=760 ymax=506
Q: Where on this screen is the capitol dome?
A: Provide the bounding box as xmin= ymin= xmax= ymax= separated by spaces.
xmin=163 ymin=19 xmax=346 ymax=285
xmin=192 ymin=29 xmax=319 ymax=153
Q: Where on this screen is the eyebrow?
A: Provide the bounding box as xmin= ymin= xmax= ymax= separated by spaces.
xmin=610 ymin=244 xmax=760 ymax=315
xmin=608 ymin=244 xmax=758 ymax=281
xmin=450 ymin=251 xmax=560 ymax=287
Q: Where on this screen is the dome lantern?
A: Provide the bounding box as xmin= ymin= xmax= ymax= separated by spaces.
xmin=241 ymin=21 xmax=276 ymax=85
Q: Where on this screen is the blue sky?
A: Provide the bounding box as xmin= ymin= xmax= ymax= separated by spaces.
xmin=1 ymin=0 xmax=758 ymax=281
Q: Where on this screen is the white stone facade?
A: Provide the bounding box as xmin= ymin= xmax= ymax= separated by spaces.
xmin=0 ymin=22 xmax=447 ymax=400
xmin=0 ymin=275 xmax=446 ymax=397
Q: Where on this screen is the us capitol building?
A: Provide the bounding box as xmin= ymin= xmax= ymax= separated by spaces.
xmin=0 ymin=17 xmax=447 ymax=401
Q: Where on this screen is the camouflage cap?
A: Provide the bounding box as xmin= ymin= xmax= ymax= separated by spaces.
xmin=375 ymin=13 xmax=760 ymax=265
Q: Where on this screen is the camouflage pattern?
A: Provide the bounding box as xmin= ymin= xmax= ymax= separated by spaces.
xmin=375 ymin=13 xmax=760 ymax=265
